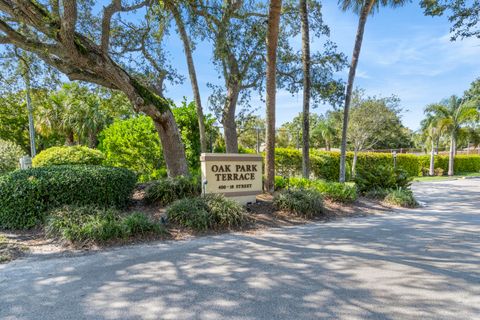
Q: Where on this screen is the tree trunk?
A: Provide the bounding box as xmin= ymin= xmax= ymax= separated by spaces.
xmin=339 ymin=0 xmax=375 ymax=183
xmin=300 ymin=0 xmax=310 ymax=179
xmin=65 ymin=130 xmax=75 ymax=146
xmin=88 ymin=131 xmax=98 ymax=148
xmin=264 ymin=0 xmax=282 ymax=193
xmin=171 ymin=5 xmax=208 ymax=153
xmin=120 ymin=79 xmax=189 ymax=177
xmin=448 ymin=132 xmax=456 ymax=176
xmin=429 ymin=139 xmax=435 ymax=176
xmin=352 ymin=148 xmax=358 ymax=178
xmin=223 ymin=85 xmax=240 ymax=153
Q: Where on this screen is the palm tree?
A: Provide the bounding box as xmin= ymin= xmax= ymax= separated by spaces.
xmin=300 ymin=0 xmax=311 ymax=178
xmin=338 ymin=0 xmax=408 ymax=182
xmin=421 ymin=115 xmax=445 ymax=176
xmin=264 ymin=0 xmax=282 ymax=193
xmin=313 ymin=118 xmax=336 ymax=151
xmin=425 ymin=96 xmax=478 ymax=176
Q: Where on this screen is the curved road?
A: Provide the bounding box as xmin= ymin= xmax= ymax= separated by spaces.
xmin=1 ymin=179 xmax=479 ymax=319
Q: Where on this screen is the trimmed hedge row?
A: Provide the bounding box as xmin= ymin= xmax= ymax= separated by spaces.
xmin=274 ymin=148 xmax=480 ymax=180
xmin=0 ymin=165 xmax=137 ymax=229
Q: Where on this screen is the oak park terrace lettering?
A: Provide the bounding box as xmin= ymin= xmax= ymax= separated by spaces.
xmin=211 ymin=164 xmax=258 ymax=181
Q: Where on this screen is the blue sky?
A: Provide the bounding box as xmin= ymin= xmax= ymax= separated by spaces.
xmin=161 ymin=1 xmax=480 ymax=131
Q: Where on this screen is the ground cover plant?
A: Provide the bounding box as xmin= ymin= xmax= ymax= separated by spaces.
xmin=166 ymin=194 xmax=248 ymax=231
xmin=145 ymin=175 xmax=201 ymax=206
xmin=273 ymin=188 xmax=324 ymax=218
xmin=46 ymin=206 xmax=165 ymax=244
xmin=0 ymin=165 xmax=136 ymax=229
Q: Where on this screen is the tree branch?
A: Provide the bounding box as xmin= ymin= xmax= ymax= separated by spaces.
xmin=61 ymin=0 xmax=78 ymax=50
xmin=101 ymin=0 xmax=149 ymax=53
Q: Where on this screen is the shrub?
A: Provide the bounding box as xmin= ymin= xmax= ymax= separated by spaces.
xmin=145 ymin=175 xmax=201 ymax=206
xmin=276 ymin=149 xmax=480 ymax=180
xmin=275 ymin=176 xmax=357 ymax=203
xmin=364 ymin=188 xmax=390 ymax=200
xmin=46 ymin=206 xmax=163 ymax=243
xmin=273 ymin=188 xmax=324 ymax=218
xmin=0 ymin=165 xmax=137 ymax=229
xmin=0 ymin=140 xmax=24 ymax=175
xmin=312 ymin=181 xmax=357 ymax=203
xmin=274 ymin=176 xmax=289 ymax=190
xmin=32 ymin=146 xmax=104 ymax=167
xmin=166 ymin=195 xmax=247 ymax=231
xmin=434 ymin=167 xmax=444 ymax=176
xmin=355 ymin=164 xmax=411 ymax=193
xmin=99 ymin=115 xmax=165 ymax=182
xmin=384 ymin=188 xmax=418 ymax=208
xmin=205 ymin=194 xmax=248 ymax=229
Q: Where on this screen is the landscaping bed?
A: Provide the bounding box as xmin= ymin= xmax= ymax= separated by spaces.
xmin=0 ymin=189 xmax=394 ymax=263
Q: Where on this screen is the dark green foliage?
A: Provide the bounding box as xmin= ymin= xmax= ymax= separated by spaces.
xmin=355 ymin=164 xmax=411 ymax=193
xmin=145 ymin=175 xmax=201 ymax=206
xmin=46 ymin=206 xmax=164 ymax=243
xmin=166 ymin=195 xmax=247 ymax=231
xmin=32 ymin=146 xmax=105 ymax=167
xmin=273 ymin=189 xmax=324 ymax=218
xmin=384 ymin=188 xmax=418 ymax=208
xmin=99 ymin=115 xmax=165 ymax=182
xmin=364 ymin=188 xmax=390 ymax=200
xmin=0 ymin=165 xmax=136 ymax=229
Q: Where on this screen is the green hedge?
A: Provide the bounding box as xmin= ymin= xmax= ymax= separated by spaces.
xmin=33 ymin=146 xmax=105 ymax=167
xmin=273 ymin=149 xmax=480 ymax=180
xmin=0 ymin=165 xmax=137 ymax=229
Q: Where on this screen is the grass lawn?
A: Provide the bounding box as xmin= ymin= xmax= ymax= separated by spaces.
xmin=413 ymin=172 xmax=480 ymax=182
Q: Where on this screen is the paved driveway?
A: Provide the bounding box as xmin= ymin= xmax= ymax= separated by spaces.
xmin=1 ymin=179 xmax=479 ymax=319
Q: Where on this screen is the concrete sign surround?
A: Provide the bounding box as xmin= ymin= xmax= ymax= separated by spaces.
xmin=200 ymin=153 xmax=263 ymax=204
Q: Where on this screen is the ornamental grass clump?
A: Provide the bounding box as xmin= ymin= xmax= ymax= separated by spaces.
xmin=166 ymin=194 xmax=248 ymax=232
xmin=145 ymin=175 xmax=201 ymax=206
xmin=384 ymin=188 xmax=418 ymax=208
xmin=273 ymin=188 xmax=324 ymax=218
xmin=46 ymin=206 xmax=164 ymax=244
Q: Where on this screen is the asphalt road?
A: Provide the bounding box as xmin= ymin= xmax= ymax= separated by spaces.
xmin=1 ymin=179 xmax=479 ymax=319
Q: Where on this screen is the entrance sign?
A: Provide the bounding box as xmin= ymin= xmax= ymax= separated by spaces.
xmin=200 ymin=153 xmax=263 ymax=204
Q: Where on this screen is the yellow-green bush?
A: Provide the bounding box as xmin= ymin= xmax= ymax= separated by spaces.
xmin=33 ymin=146 xmax=105 ymax=167
xmin=274 ymin=148 xmax=480 ymax=180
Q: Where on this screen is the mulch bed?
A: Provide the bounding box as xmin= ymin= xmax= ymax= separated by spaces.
xmin=0 ymin=189 xmax=394 ymax=263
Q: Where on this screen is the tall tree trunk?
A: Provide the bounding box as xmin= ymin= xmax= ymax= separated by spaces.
xmin=300 ymin=0 xmax=310 ymax=179
xmin=339 ymin=0 xmax=375 ymax=182
xmin=223 ymin=85 xmax=240 ymax=153
xmin=65 ymin=130 xmax=75 ymax=146
xmin=171 ymin=5 xmax=207 ymax=153
xmin=264 ymin=0 xmax=282 ymax=193
xmin=448 ymin=132 xmax=456 ymax=176
xmin=429 ymin=139 xmax=435 ymax=176
xmin=352 ymin=148 xmax=358 ymax=178
xmin=88 ymin=131 xmax=98 ymax=148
